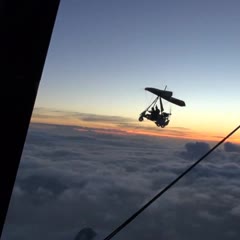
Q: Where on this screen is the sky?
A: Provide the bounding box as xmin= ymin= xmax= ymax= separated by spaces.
xmin=32 ymin=0 xmax=240 ymax=142
xmin=2 ymin=123 xmax=240 ymax=240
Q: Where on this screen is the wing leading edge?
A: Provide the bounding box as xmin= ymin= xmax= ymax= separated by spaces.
xmin=145 ymin=87 xmax=172 ymax=98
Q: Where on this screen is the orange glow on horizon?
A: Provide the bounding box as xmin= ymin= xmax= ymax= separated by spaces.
xmin=31 ymin=116 xmax=240 ymax=144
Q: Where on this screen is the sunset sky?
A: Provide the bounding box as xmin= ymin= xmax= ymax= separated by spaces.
xmin=3 ymin=2 xmax=240 ymax=239
xmin=33 ymin=0 xmax=240 ymax=142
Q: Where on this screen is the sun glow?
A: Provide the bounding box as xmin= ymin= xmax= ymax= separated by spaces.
xmin=31 ymin=108 xmax=240 ymax=144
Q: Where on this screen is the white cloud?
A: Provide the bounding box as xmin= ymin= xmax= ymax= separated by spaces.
xmin=2 ymin=123 xmax=240 ymax=240
xmin=230 ymin=205 xmax=240 ymax=217
xmin=224 ymin=142 xmax=240 ymax=153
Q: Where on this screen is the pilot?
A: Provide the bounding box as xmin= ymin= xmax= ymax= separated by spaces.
xmin=150 ymin=106 xmax=159 ymax=121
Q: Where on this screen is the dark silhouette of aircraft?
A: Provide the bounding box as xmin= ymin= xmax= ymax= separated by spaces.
xmin=138 ymin=86 xmax=186 ymax=128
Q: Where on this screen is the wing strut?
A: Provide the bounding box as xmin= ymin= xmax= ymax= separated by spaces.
xmin=143 ymin=96 xmax=158 ymax=112
xmin=159 ymin=97 xmax=164 ymax=113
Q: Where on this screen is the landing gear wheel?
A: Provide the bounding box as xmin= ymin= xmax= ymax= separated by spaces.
xmin=138 ymin=116 xmax=144 ymax=122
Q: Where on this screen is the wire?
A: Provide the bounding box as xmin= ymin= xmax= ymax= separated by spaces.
xmin=103 ymin=125 xmax=240 ymax=240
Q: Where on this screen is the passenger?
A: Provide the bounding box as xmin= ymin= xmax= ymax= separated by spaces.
xmin=162 ymin=112 xmax=169 ymax=117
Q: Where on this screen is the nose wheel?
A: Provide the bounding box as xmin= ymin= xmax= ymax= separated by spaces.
xmin=138 ymin=116 xmax=144 ymax=121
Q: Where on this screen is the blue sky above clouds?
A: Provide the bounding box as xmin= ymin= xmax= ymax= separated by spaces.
xmin=2 ymin=123 xmax=240 ymax=240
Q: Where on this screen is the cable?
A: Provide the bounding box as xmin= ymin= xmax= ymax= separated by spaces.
xmin=103 ymin=125 xmax=240 ymax=240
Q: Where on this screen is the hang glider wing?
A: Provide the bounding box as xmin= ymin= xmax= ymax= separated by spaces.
xmin=145 ymin=87 xmax=185 ymax=107
xmin=164 ymin=96 xmax=186 ymax=107
xmin=145 ymin=87 xmax=172 ymax=98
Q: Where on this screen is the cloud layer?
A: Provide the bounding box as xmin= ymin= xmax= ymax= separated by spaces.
xmin=2 ymin=123 xmax=240 ymax=240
